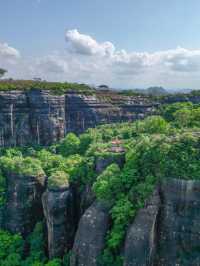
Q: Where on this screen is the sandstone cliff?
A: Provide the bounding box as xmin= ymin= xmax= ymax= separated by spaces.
xmin=0 ymin=90 xmax=156 ymax=147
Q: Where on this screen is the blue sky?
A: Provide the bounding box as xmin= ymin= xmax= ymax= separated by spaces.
xmin=1 ymin=0 xmax=200 ymax=88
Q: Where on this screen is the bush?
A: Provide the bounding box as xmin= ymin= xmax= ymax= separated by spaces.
xmin=48 ymin=171 xmax=69 ymax=190
xmin=0 ymin=156 xmax=45 ymax=183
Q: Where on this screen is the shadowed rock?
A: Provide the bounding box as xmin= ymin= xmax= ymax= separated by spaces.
xmin=124 ymin=188 xmax=160 ymax=266
xmin=3 ymin=172 xmax=45 ymax=236
xmin=124 ymin=179 xmax=200 ymax=266
xmin=42 ymin=187 xmax=75 ymax=259
xmin=70 ymin=201 xmax=110 ymax=266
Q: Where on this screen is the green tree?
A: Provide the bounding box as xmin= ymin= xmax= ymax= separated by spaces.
xmin=93 ymin=164 xmax=121 ymax=203
xmin=58 ymin=133 xmax=80 ymax=157
xmin=0 ymin=68 xmax=7 ymax=79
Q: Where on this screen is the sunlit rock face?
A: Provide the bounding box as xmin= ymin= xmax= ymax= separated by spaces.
xmin=0 ymin=90 xmax=156 ymax=147
xmin=124 ymin=179 xmax=200 ymax=266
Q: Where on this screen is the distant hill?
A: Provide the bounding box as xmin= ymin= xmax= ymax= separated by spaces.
xmin=122 ymin=86 xmax=169 ymax=96
xmin=146 ymin=86 xmax=168 ymax=96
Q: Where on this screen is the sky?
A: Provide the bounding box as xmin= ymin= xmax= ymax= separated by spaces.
xmin=1 ymin=0 xmax=200 ymax=89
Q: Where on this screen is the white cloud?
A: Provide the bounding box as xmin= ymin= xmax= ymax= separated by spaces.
xmin=65 ymin=29 xmax=115 ymax=56
xmin=36 ymin=55 xmax=68 ymax=74
xmin=0 ymin=42 xmax=20 ymax=61
xmin=2 ymin=31 xmax=200 ymax=89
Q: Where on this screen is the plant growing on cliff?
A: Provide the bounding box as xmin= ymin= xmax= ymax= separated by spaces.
xmin=0 ymin=156 xmax=45 ymax=184
xmin=93 ymin=164 xmax=121 ymax=203
xmin=48 ymin=171 xmax=69 ymax=190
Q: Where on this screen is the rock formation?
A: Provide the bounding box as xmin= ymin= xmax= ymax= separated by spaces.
xmin=70 ymin=201 xmax=110 ymax=266
xmin=2 ymin=172 xmax=45 ymax=236
xmin=124 ymin=179 xmax=200 ymax=266
xmin=42 ymin=186 xmax=75 ymax=259
xmin=0 ymin=90 xmax=156 ymax=147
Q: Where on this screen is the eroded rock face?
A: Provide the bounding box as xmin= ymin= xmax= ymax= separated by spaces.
xmin=70 ymin=201 xmax=110 ymax=266
xmin=124 ymin=189 xmax=160 ymax=266
xmin=124 ymin=179 xmax=200 ymax=266
xmin=0 ymin=90 xmax=65 ymax=146
xmin=155 ymin=179 xmax=200 ymax=266
xmin=0 ymin=90 xmax=156 ymax=147
xmin=42 ymin=187 xmax=75 ymax=259
xmin=3 ymin=172 xmax=45 ymax=236
xmin=80 ymin=184 xmax=96 ymax=216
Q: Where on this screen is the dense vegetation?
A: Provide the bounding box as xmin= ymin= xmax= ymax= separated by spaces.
xmin=0 ymin=80 xmax=94 ymax=95
xmin=0 ymin=101 xmax=200 ymax=265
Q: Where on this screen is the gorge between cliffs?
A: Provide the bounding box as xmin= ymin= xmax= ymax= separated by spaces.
xmin=0 ymin=86 xmax=200 ymax=266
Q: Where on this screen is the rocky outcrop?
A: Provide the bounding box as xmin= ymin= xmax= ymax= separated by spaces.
xmin=80 ymin=184 xmax=96 ymax=216
xmin=42 ymin=187 xmax=75 ymax=259
xmin=0 ymin=90 xmax=156 ymax=147
xmin=0 ymin=90 xmax=65 ymax=147
xmin=124 ymin=179 xmax=200 ymax=266
xmin=155 ymin=179 xmax=200 ymax=266
xmin=1 ymin=89 xmax=200 ymax=147
xmin=70 ymin=201 xmax=110 ymax=266
xmin=3 ymin=172 xmax=45 ymax=236
xmin=124 ymin=189 xmax=160 ymax=266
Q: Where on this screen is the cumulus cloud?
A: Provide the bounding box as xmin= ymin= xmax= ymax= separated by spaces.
xmin=36 ymin=55 xmax=68 ymax=74
xmin=2 ymin=30 xmax=200 ymax=89
xmin=65 ymin=29 xmax=115 ymax=56
xmin=0 ymin=42 xmax=20 ymax=61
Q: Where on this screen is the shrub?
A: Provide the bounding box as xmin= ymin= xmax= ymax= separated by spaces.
xmin=48 ymin=171 xmax=69 ymax=190
xmin=0 ymin=156 xmax=45 ymax=184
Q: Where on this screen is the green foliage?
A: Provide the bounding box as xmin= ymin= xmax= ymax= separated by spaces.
xmin=45 ymin=259 xmax=62 ymax=266
xmin=79 ymin=133 xmax=93 ymax=154
xmin=0 ymin=156 xmax=45 ymax=180
xmin=0 ymin=101 xmax=200 ymax=265
xmin=136 ymin=116 xmax=170 ymax=134
xmin=57 ymin=133 xmax=80 ymax=157
xmin=48 ymin=171 xmax=69 ymax=190
xmin=0 ymin=230 xmax=24 ymax=265
xmin=0 ymin=80 xmax=94 ymax=94
xmin=107 ymin=197 xmax=134 ymax=250
xmin=160 ymin=102 xmax=193 ymax=122
xmin=93 ymin=164 xmax=121 ymax=203
xmin=23 ymin=222 xmax=47 ymax=266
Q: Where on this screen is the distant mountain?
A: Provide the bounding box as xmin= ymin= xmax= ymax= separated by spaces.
xmin=146 ymin=86 xmax=168 ymax=96
xmin=130 ymin=86 xmax=168 ymax=96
